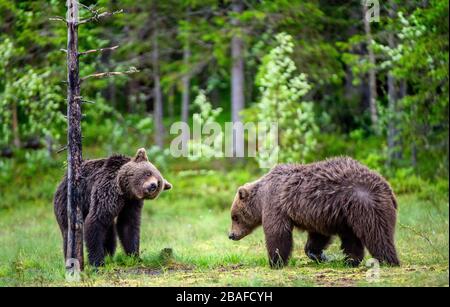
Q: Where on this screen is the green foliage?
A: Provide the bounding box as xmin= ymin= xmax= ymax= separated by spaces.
xmin=188 ymin=90 xmax=224 ymax=162
xmin=0 ymin=0 xmax=446 ymax=179
xmin=0 ymin=67 xmax=65 ymax=145
xmin=82 ymin=95 xmax=155 ymax=154
xmin=342 ymin=0 xmax=449 ymax=177
xmin=249 ymin=32 xmax=318 ymax=164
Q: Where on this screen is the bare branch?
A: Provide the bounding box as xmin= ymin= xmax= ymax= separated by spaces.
xmin=60 ymin=49 xmax=68 ymax=53
xmin=56 ymin=145 xmax=68 ymax=154
xmin=78 ymin=9 xmax=124 ymax=25
xmin=49 ymin=16 xmax=67 ymax=23
xmin=80 ymin=67 xmax=138 ymax=83
xmin=78 ymin=45 xmax=119 ymax=56
xmin=77 ymin=1 xmax=96 ymax=13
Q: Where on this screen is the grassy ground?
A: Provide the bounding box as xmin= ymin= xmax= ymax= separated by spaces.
xmin=0 ymin=152 xmax=448 ymax=286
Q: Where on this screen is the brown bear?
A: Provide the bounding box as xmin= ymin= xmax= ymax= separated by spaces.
xmin=228 ymin=157 xmax=400 ymax=268
xmin=54 ymin=148 xmax=172 ymax=267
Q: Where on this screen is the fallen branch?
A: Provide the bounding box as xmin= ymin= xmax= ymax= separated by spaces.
xmin=78 ymin=45 xmax=119 ymax=56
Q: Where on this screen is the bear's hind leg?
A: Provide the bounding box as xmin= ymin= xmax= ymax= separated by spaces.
xmin=304 ymin=232 xmax=332 ymax=263
xmin=348 ymin=202 xmax=400 ymax=266
xmin=104 ymin=224 xmax=117 ymax=257
xmin=339 ymin=229 xmax=364 ymax=267
xmin=84 ymin=214 xmax=109 ymax=267
xmin=363 ymin=236 xmax=400 ymax=266
xmin=54 ymin=178 xmax=68 ymax=261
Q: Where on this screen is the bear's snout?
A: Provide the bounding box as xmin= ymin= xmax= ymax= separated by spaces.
xmin=147 ymin=182 xmax=158 ymax=193
xmin=142 ymin=177 xmax=162 ymax=199
xmin=228 ymin=232 xmax=240 ymax=240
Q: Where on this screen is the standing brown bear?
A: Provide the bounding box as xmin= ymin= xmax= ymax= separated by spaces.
xmin=54 ymin=148 xmax=172 ymax=267
xmin=228 ymin=157 xmax=400 ymax=268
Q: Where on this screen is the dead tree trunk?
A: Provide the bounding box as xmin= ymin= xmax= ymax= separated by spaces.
xmin=152 ymin=5 xmax=164 ymax=148
xmin=362 ymin=3 xmax=378 ymax=132
xmin=66 ymin=0 xmax=84 ymax=271
xmin=231 ymin=0 xmax=245 ymax=157
xmin=51 ymin=0 xmax=133 ymax=274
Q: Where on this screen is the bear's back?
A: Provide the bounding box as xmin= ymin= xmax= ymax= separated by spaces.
xmin=268 ymin=157 xmax=394 ymax=233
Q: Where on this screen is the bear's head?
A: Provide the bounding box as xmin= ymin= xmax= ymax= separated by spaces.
xmin=228 ymin=182 xmax=262 ymax=241
xmin=117 ymin=148 xmax=172 ymax=200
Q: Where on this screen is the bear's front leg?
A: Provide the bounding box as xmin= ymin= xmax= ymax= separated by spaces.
xmin=84 ymin=214 xmax=110 ymax=267
xmin=117 ymin=201 xmax=143 ymax=256
xmin=263 ymin=218 xmax=293 ymax=268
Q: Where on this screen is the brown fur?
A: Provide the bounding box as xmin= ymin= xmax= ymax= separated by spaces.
xmin=229 ymin=157 xmax=400 ymax=268
xmin=54 ymin=148 xmax=172 ymax=267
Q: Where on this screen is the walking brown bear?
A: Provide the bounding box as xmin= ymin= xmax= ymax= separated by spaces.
xmin=54 ymin=148 xmax=172 ymax=267
xmin=228 ymin=157 xmax=400 ymax=268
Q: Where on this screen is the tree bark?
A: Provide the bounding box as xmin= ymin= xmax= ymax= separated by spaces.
xmin=152 ymin=4 xmax=164 ymax=148
xmin=231 ymin=0 xmax=245 ymax=157
xmin=66 ymin=0 xmax=84 ymax=271
xmin=181 ymin=8 xmax=191 ymax=124
xmin=387 ymin=1 xmax=404 ymax=166
xmin=181 ymin=45 xmax=191 ymax=124
xmin=345 ymin=8 xmax=360 ymax=103
xmin=387 ymin=71 xmax=402 ymax=164
xmin=362 ymin=3 xmax=378 ymax=131
xmin=168 ymin=85 xmax=175 ymax=120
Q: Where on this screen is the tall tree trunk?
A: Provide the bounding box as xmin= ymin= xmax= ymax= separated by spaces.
xmin=387 ymin=71 xmax=401 ymax=164
xmin=181 ymin=8 xmax=191 ymax=124
xmin=231 ymin=0 xmax=245 ymax=157
xmin=345 ymin=8 xmax=360 ymax=103
xmin=66 ymin=0 xmax=84 ymax=272
xmin=168 ymin=85 xmax=175 ymax=120
xmin=11 ymin=100 xmax=20 ymax=148
xmin=152 ymin=4 xmax=164 ymax=148
xmin=387 ymin=1 xmax=404 ymax=166
xmin=181 ymin=46 xmax=190 ymax=124
xmin=362 ymin=3 xmax=378 ymax=131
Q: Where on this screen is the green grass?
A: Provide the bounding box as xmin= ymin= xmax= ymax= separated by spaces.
xmin=0 ymin=154 xmax=448 ymax=286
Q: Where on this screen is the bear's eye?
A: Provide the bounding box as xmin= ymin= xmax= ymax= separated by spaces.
xmin=232 ymin=215 xmax=238 ymax=222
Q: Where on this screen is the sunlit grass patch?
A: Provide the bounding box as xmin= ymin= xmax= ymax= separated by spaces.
xmin=0 ymin=161 xmax=448 ymax=286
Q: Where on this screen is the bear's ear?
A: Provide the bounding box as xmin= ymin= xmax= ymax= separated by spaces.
xmin=134 ymin=148 xmax=149 ymax=162
xmin=238 ymin=186 xmax=249 ymax=200
xmin=163 ymin=180 xmax=172 ymax=190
